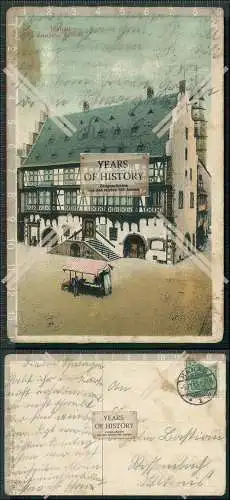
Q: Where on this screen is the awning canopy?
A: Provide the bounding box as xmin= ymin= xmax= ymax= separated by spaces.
xmin=63 ymin=258 xmax=113 ymax=276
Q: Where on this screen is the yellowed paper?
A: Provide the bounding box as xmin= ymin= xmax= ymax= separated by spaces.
xmin=5 ymin=353 xmax=226 ymax=495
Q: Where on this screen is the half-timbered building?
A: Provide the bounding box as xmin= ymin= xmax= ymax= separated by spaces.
xmin=17 ymin=81 xmax=210 ymax=264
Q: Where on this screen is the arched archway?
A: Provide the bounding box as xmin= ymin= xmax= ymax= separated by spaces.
xmin=41 ymin=227 xmax=58 ymax=247
xmin=70 ymin=243 xmax=80 ymax=257
xmin=123 ymin=233 xmax=146 ymax=259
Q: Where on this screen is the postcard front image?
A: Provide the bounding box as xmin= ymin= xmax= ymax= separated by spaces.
xmin=6 ymin=6 xmax=224 ymax=342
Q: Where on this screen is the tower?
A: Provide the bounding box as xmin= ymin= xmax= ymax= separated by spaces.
xmin=191 ymin=97 xmax=207 ymax=166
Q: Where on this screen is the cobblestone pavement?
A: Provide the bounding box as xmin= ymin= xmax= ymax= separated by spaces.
xmin=17 ymin=244 xmax=212 ymax=338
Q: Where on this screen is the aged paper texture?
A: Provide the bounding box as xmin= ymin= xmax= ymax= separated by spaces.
xmin=6 ymin=6 xmax=224 ymax=342
xmin=5 ymin=353 xmax=226 ymax=496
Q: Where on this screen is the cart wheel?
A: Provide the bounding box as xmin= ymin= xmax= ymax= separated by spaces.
xmin=108 ymin=274 xmax=112 ymax=294
xmin=103 ymin=274 xmax=110 ymax=296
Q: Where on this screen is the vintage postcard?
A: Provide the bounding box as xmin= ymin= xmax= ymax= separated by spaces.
xmin=5 ymin=352 xmax=226 ymax=495
xmin=5 ymin=6 xmax=225 ymax=342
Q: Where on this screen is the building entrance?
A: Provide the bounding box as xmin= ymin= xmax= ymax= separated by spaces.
xmin=123 ymin=234 xmax=146 ymax=259
xmin=82 ymin=218 xmax=96 ymax=239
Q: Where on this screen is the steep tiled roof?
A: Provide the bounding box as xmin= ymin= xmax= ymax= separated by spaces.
xmin=23 ymin=93 xmax=178 ymax=167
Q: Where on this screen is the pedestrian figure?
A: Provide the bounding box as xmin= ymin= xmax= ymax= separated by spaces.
xmin=71 ymin=276 xmax=79 ymax=296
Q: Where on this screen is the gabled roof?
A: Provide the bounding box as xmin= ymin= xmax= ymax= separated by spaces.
xmin=23 ymin=93 xmax=178 ymax=168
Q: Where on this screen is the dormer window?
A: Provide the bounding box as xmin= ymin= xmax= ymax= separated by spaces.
xmin=114 ymin=126 xmax=120 ymax=135
xmin=131 ymin=125 xmax=139 ymax=134
xmin=109 ymin=115 xmax=114 ymax=120
xmin=82 ymin=130 xmax=88 ymax=139
xmin=137 ymin=142 xmax=144 ymax=152
xmin=94 ymin=117 xmax=99 ymax=122
xmin=129 ymin=111 xmax=135 ymax=117
xmin=98 ymin=128 xmax=104 ymax=136
xmin=48 ymin=136 xmax=54 ymax=144
xmin=148 ymin=109 xmax=153 ymax=114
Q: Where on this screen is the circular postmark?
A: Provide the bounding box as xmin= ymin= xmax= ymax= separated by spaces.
xmin=177 ymin=361 xmax=217 ymax=405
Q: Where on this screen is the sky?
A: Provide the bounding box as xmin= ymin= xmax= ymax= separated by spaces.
xmin=15 ymin=14 xmax=211 ymax=147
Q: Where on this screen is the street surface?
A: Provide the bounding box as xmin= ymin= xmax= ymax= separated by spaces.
xmin=17 ymin=242 xmax=212 ymax=337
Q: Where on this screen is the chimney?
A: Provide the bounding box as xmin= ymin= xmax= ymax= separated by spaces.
xmin=33 ymin=132 xmax=38 ymax=143
xmin=179 ymin=80 xmax=186 ymax=94
xmin=40 ymin=110 xmax=48 ymax=122
xmin=83 ymin=100 xmax=90 ymax=112
xmin=147 ymin=86 xmax=154 ymax=99
xmin=26 ymin=143 xmax=32 ymax=155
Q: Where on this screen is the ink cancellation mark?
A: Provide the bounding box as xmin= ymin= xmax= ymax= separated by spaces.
xmin=92 ymin=411 xmax=137 ymax=438
xmin=177 ymin=359 xmax=217 ymax=406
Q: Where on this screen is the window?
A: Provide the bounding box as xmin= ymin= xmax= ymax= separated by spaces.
xmin=146 ymin=191 xmax=162 ymax=209
xmin=150 ymin=239 xmax=165 ymax=251
xmin=64 ymin=191 xmax=78 ymax=210
xmin=107 ymin=196 xmax=133 ymax=212
xmin=137 ymin=142 xmax=144 ymax=152
xmin=149 ymin=162 xmax=164 ymax=183
xmin=190 ymin=168 xmax=192 ymax=181
xmin=90 ymin=196 xmax=104 ymax=211
xmin=24 ymin=191 xmax=37 ymax=210
xmin=190 ymin=192 xmax=195 ymax=208
xmin=119 ymin=196 xmax=133 ymax=211
xmin=185 ymin=147 xmax=188 ymax=161
xmin=63 ymin=168 xmax=76 ymax=185
xmin=114 ymin=125 xmax=121 ymax=135
xmin=63 ymin=225 xmax=70 ymax=237
xmin=109 ymin=227 xmax=118 ymax=241
xmin=38 ymin=191 xmax=51 ymax=210
xmin=25 ymin=170 xmax=38 ymax=186
xmin=131 ymin=124 xmax=139 ymax=134
xmin=42 ymin=169 xmax=53 ymax=185
xmin=178 ymin=190 xmax=184 ymax=209
xmin=194 ymin=126 xmax=199 ymax=137
xmin=192 ymin=233 xmax=196 ymax=247
xmin=185 ymin=127 xmax=188 ymax=140
xmin=185 ymin=169 xmax=188 ymax=178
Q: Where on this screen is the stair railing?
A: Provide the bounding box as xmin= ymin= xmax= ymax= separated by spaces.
xmin=96 ymin=229 xmax=116 ymax=248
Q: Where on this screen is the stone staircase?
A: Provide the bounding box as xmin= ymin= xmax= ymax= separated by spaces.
xmin=86 ymin=239 xmax=120 ymax=261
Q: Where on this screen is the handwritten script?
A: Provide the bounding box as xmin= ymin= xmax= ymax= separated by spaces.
xmin=5 ymin=354 xmax=225 ymax=496
xmin=5 ymin=357 xmax=103 ymax=495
